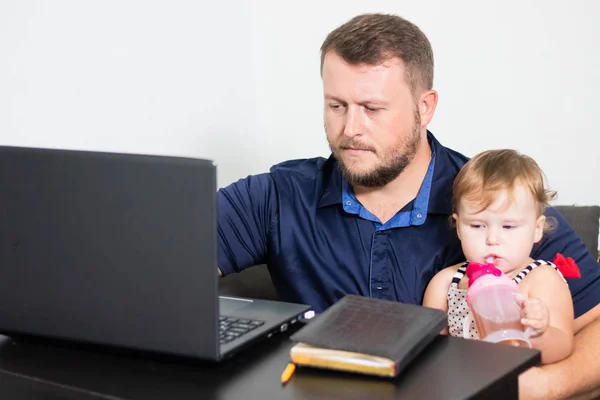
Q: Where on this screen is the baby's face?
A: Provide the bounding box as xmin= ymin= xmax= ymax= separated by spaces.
xmin=454 ymin=184 xmax=546 ymax=276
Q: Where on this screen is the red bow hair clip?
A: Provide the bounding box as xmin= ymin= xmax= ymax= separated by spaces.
xmin=553 ymin=253 xmax=581 ymax=279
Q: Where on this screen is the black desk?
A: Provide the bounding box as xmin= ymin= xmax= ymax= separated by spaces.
xmin=0 ymin=333 xmax=539 ymax=400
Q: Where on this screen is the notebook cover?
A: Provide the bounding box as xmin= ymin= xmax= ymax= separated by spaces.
xmin=290 ymin=295 xmax=447 ymax=376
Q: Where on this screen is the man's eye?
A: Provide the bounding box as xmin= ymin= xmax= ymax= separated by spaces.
xmin=365 ymin=106 xmax=381 ymax=112
xmin=329 ymin=104 xmax=343 ymax=110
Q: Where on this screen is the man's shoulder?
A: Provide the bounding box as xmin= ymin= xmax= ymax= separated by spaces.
xmin=425 ymin=133 xmax=470 ymax=214
xmin=267 ymin=156 xmax=338 ymax=206
xmin=434 ymin=137 xmax=470 ymax=169
xmin=269 ymin=156 xmax=331 ymax=180
xmin=444 ymin=146 xmax=470 ymax=166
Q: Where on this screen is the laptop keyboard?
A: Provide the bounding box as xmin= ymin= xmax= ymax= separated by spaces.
xmin=219 ymin=316 xmax=265 ymax=344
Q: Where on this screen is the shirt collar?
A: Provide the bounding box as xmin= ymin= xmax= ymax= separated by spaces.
xmin=316 ymin=156 xmax=343 ymax=208
xmin=426 ymin=133 xmax=466 ymax=215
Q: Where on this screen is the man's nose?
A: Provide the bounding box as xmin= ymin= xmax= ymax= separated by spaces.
xmin=343 ymin=106 xmax=363 ymax=138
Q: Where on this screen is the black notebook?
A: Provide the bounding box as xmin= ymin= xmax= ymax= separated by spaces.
xmin=289 ymin=295 xmax=447 ymax=377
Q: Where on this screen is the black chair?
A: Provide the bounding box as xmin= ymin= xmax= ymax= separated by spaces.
xmin=554 ymin=205 xmax=600 ymax=260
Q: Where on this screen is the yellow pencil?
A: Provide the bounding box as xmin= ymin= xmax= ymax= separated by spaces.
xmin=280 ymin=363 xmax=296 ymax=385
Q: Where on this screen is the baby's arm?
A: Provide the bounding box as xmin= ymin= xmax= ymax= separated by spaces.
xmin=423 ymin=266 xmax=458 ymax=335
xmin=520 ymin=265 xmax=574 ymax=364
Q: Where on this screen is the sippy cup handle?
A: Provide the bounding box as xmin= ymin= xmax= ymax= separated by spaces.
xmin=524 ymin=327 xmax=536 ymax=338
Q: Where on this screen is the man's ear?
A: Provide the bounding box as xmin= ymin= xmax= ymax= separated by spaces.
xmin=534 ymin=215 xmax=546 ymax=243
xmin=418 ymin=90 xmax=438 ymax=128
xmin=453 ymin=213 xmax=461 ymax=240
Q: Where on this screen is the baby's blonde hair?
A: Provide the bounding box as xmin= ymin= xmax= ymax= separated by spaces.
xmin=453 ymin=149 xmax=556 ymax=221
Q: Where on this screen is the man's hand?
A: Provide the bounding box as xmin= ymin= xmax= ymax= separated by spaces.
xmin=515 ymin=293 xmax=549 ymax=338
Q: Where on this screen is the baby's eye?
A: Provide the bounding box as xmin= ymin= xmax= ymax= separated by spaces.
xmin=502 ymin=225 xmax=516 ymax=230
xmin=470 ymin=224 xmax=483 ymax=229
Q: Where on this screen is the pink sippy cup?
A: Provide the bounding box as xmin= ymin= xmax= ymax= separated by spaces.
xmin=466 ymin=262 xmax=533 ymax=347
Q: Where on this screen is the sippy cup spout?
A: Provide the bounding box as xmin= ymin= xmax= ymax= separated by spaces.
xmin=466 ymin=262 xmax=502 ymax=287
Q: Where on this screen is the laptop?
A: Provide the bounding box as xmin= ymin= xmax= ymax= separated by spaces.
xmin=0 ymin=145 xmax=311 ymax=362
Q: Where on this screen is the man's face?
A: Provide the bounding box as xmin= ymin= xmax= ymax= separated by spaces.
xmin=322 ymin=51 xmax=423 ymax=188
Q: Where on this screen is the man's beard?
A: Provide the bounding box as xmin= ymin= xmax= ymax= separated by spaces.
xmin=329 ymin=107 xmax=422 ymax=188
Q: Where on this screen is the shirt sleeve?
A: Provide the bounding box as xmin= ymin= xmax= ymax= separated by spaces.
xmin=531 ymin=207 xmax=600 ymax=318
xmin=217 ymin=173 xmax=277 ymax=276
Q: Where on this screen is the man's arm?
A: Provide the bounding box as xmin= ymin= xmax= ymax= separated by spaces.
xmin=519 ymin=304 xmax=600 ymax=400
xmin=217 ymin=173 xmax=277 ymax=276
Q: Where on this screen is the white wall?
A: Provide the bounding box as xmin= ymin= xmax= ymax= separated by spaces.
xmin=0 ymin=0 xmax=258 ymax=188
xmin=1 ymin=0 xmax=598 ymax=207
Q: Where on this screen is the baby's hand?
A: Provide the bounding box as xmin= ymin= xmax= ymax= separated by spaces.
xmin=514 ymin=293 xmax=549 ymax=337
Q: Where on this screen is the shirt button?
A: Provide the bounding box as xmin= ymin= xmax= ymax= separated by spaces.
xmin=346 ymin=200 xmax=351 ymax=206
xmin=416 ymin=213 xmax=422 ymax=218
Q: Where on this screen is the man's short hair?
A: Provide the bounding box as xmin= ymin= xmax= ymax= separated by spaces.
xmin=320 ymin=13 xmax=434 ymax=96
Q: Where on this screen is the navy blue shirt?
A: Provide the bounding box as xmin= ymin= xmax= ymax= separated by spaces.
xmin=218 ymin=132 xmax=600 ymax=318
